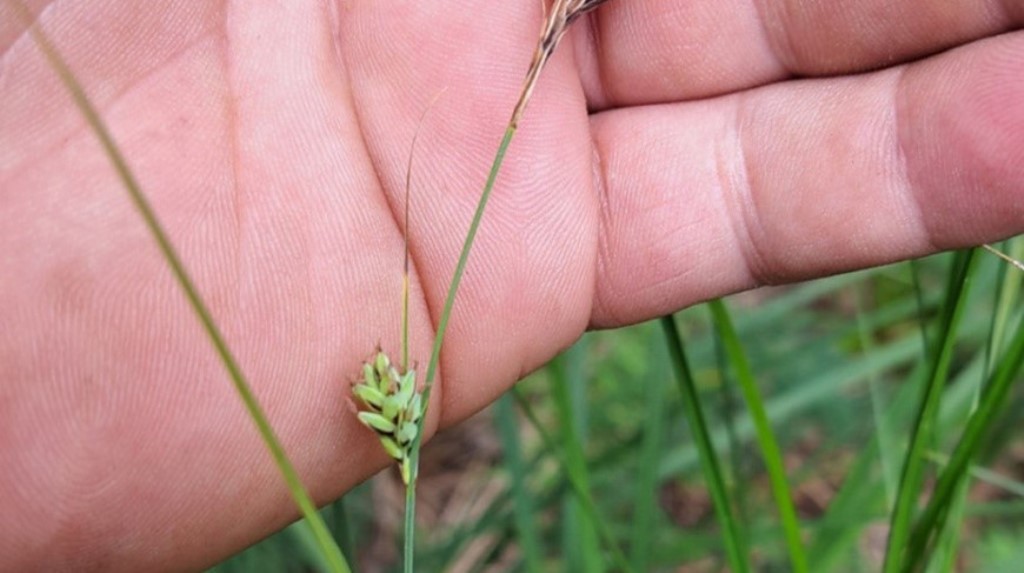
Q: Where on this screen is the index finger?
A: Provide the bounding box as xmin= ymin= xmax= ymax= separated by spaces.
xmin=578 ymin=0 xmax=1022 ymax=107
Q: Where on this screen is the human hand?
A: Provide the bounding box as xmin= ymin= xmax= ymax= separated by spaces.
xmin=2 ymin=1 xmax=1021 ymax=569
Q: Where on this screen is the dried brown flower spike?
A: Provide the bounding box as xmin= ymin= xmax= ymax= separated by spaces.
xmin=512 ymin=0 xmax=612 ymax=127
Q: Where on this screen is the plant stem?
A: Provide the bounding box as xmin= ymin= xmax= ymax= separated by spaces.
xmin=883 ymin=249 xmax=978 ymax=573
xmin=660 ymin=315 xmax=752 ymax=573
xmin=410 ymin=0 xmax=611 ymax=489
xmin=404 ymin=476 xmax=416 ymax=573
xmin=411 ymin=120 xmax=516 ymax=474
xmin=707 ymin=300 xmax=808 ymax=573
xmin=902 ymin=311 xmax=1024 ymax=571
xmin=512 ymin=387 xmax=635 ymax=572
xmin=400 ymin=122 xmax=515 ymax=572
xmin=403 ymin=2 xmax=612 ymax=568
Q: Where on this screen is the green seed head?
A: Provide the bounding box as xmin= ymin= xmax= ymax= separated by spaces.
xmin=353 ymin=384 xmax=386 ymax=410
xmin=396 ymin=370 xmax=417 ymax=404
xmin=379 ymin=435 xmax=404 ymax=460
xmin=374 ymin=352 xmax=390 ymax=377
xmin=397 ymin=421 xmax=418 ymax=445
xmin=407 ymin=394 xmax=423 ymax=423
xmin=362 ymin=362 xmax=378 ymax=386
xmin=357 ymin=411 xmax=396 ymax=434
xmin=353 ymin=350 xmax=426 ymax=484
xmin=381 ymin=395 xmax=401 ymax=421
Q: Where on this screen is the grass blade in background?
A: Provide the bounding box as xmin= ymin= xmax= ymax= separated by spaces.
xmin=929 ymin=481 xmax=970 ymax=573
xmin=660 ymin=314 xmax=752 ymax=573
xmin=984 ymin=239 xmax=1024 ymax=370
xmin=418 ymin=254 xmax=1017 ymax=571
xmin=512 ymin=385 xmax=635 ymax=572
xmin=494 ymin=393 xmax=544 ymax=572
xmin=10 ymin=5 xmax=351 ymax=571
xmin=658 ymin=268 xmax=946 ymax=480
xmin=857 ymin=281 xmax=902 ymax=507
xmin=707 ymin=300 xmax=809 ymax=573
xmin=924 ymin=245 xmax=1022 ymax=572
xmin=883 ymin=249 xmax=979 ymax=573
xmin=806 ymin=434 xmax=888 ymax=570
xmin=392 ymin=254 xmax=1014 ymax=570
xmin=629 ymin=336 xmax=670 ymax=572
xmin=550 ymin=344 xmax=606 ymax=572
xmin=330 ymin=498 xmax=355 ymax=567
xmin=714 ymin=331 xmax=753 ymax=532
xmin=903 ymin=311 xmax=1024 ymax=571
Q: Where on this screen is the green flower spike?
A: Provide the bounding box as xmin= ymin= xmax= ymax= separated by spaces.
xmin=352 ymin=350 xmax=424 ymax=485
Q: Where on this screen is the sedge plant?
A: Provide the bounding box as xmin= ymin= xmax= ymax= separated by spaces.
xmin=15 ymin=0 xmax=614 ymax=570
xmin=18 ymin=0 xmax=1024 ymax=570
xmin=348 ymin=1 xmax=614 ymax=571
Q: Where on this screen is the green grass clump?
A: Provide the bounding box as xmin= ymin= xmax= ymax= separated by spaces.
xmin=227 ymin=245 xmax=1021 ymax=571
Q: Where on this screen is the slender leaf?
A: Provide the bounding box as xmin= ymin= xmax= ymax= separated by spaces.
xmin=884 ymin=249 xmax=979 ymax=573
xmin=11 ymin=5 xmax=349 ymax=571
xmin=903 ymin=312 xmax=1024 ymax=571
xmin=550 ymin=344 xmax=604 ymax=572
xmin=707 ymin=300 xmax=809 ymax=573
xmin=660 ymin=314 xmax=751 ymax=573
xmin=495 ymin=393 xmax=544 ymax=572
xmin=629 ymin=334 xmax=670 ymax=572
xmin=512 ymin=386 xmax=635 ymax=572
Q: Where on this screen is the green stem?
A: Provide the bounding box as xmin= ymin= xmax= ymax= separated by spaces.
xmin=883 ymin=250 xmax=978 ymax=573
xmin=707 ymin=300 xmax=808 ymax=573
xmin=512 ymin=388 xmax=636 ymax=572
xmin=401 ymin=123 xmax=516 ymax=573
xmin=399 ymin=2 xmax=610 ymax=565
xmin=404 ymin=476 xmax=416 ymax=573
xmin=424 ymin=125 xmax=515 ymax=390
xmin=15 ymin=5 xmax=350 ymax=572
xmin=660 ymin=315 xmax=751 ymax=573
xmin=902 ymin=312 xmax=1024 ymax=571
xmin=495 ymin=393 xmax=544 ymax=572
xmin=408 ymin=124 xmax=517 ymax=473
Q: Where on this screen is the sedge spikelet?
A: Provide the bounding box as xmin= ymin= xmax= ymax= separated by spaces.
xmin=353 ymin=351 xmax=423 ymax=485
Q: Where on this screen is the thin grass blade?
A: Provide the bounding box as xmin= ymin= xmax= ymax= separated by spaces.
xmin=11 ymin=5 xmax=350 ymax=571
xmin=857 ymin=281 xmax=902 ymax=508
xmin=407 ymin=2 xmax=613 ymax=562
xmin=629 ymin=333 xmax=670 ymax=571
xmin=706 ymin=300 xmax=808 ymax=573
xmin=512 ymin=387 xmax=635 ymax=572
xmin=550 ymin=344 xmax=605 ymax=572
xmin=883 ymin=249 xmax=979 ymax=573
xmin=902 ymin=311 xmax=1024 ymax=571
xmin=660 ymin=314 xmax=752 ymax=573
xmin=495 ymin=393 xmax=544 ymax=572
xmin=985 ymin=238 xmax=1023 ymax=368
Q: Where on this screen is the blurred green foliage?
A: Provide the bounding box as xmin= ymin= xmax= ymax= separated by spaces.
xmin=215 ymin=246 xmax=1023 ymax=572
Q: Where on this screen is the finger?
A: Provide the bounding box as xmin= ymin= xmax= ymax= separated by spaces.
xmin=590 ymin=32 xmax=1024 ymax=328
xmin=577 ymin=0 xmax=1022 ymax=107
